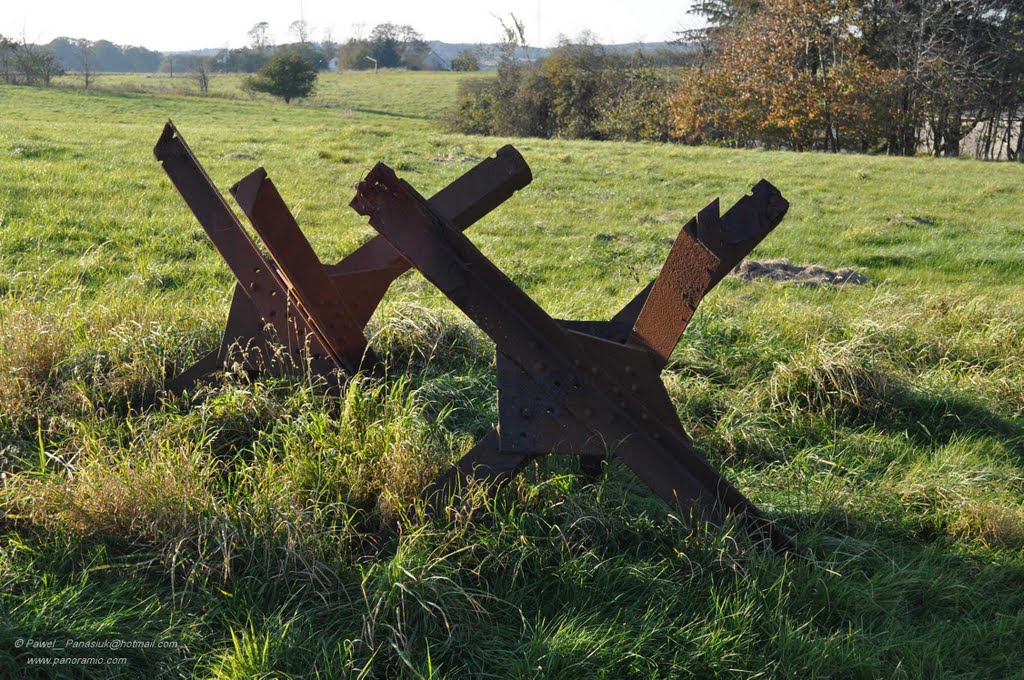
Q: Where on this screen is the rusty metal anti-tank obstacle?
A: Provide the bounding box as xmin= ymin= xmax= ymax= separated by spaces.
xmin=154 ymin=121 xmax=532 ymax=391
xmin=351 ymin=164 xmax=800 ymax=554
xmin=156 ymin=122 xmax=799 ymax=553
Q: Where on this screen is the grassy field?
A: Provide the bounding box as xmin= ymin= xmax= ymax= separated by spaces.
xmin=1 ymin=71 xmax=1023 ymax=678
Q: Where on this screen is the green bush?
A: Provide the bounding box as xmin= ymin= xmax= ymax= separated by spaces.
xmin=243 ymin=53 xmax=317 ymax=104
xmin=450 ymin=49 xmax=481 ymax=72
xmin=596 ymin=65 xmax=673 ymax=142
xmin=446 ymin=40 xmax=673 ymax=142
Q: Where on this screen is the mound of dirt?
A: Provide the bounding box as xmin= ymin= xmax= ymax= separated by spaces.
xmin=731 ymin=258 xmax=868 ymax=286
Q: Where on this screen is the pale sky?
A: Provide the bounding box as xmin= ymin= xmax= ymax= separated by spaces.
xmin=1 ymin=1 xmax=701 ymax=52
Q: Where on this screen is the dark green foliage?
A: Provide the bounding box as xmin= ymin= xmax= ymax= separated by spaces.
xmin=446 ymin=40 xmax=673 ymax=142
xmin=596 ymin=63 xmax=673 ymax=141
xmin=217 ymin=47 xmax=269 ymax=74
xmin=338 ymin=23 xmax=429 ymax=71
xmin=0 ymin=34 xmax=19 ymax=84
xmin=243 ymin=53 xmax=317 ymax=104
xmin=1 ymin=44 xmax=63 ymax=86
xmin=44 ymin=37 xmax=162 ymax=73
xmin=275 ymin=42 xmax=329 ymax=71
xmin=450 ymin=48 xmax=481 ymax=72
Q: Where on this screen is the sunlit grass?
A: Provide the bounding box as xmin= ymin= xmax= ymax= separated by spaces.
xmin=1 ymin=75 xmax=1023 ymax=677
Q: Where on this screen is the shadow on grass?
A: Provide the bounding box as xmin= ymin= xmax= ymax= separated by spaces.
xmin=874 ymin=383 xmax=1024 ymax=461
xmin=4 ymin=486 xmax=1024 ymax=679
xmin=351 ymin=106 xmax=433 ymax=121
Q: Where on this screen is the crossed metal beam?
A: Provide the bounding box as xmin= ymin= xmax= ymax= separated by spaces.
xmin=154 ymin=121 xmax=798 ymax=552
xmin=153 ymin=121 xmax=532 ymax=391
xmin=351 ymin=164 xmax=800 ymax=554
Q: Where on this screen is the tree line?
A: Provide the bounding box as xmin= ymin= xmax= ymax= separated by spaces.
xmin=178 ymin=22 xmax=435 ymax=76
xmin=446 ymin=16 xmax=690 ymax=141
xmin=448 ymin=3 xmax=1022 ymax=161
xmin=0 ymin=20 xmax=440 ymax=92
xmin=0 ymin=35 xmax=162 ymax=86
xmin=674 ymin=0 xmax=1024 ymax=159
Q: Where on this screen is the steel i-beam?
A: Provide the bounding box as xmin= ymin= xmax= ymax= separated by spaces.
xmin=351 ymin=163 xmax=799 ymax=554
xmin=154 ymin=121 xmax=532 ymax=391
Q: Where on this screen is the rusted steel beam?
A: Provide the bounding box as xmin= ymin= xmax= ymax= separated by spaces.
xmin=230 ymin=169 xmax=372 ymax=374
xmin=157 ymin=120 xmax=531 ymax=391
xmin=323 ymin=145 xmax=531 ymax=280
xmin=604 ymin=181 xmax=789 ymax=346
xmin=351 ymin=163 xmax=799 ymax=554
xmin=153 ymin=121 xmax=316 ymax=359
xmin=321 ymin=144 xmax=531 ymax=329
xmin=631 ymin=225 xmax=720 ymax=364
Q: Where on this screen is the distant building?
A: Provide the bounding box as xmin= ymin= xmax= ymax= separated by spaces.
xmin=327 ymin=57 xmax=339 ymax=72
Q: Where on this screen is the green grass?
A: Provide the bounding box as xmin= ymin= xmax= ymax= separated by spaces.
xmin=1 ymin=73 xmax=1023 ymax=678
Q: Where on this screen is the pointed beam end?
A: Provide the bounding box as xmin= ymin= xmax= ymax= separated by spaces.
xmin=229 ymin=167 xmax=270 ymax=216
xmin=350 ymin=162 xmax=400 ymax=218
xmin=153 ymin=120 xmax=180 ymax=161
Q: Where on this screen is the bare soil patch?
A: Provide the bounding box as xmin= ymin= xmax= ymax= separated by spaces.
xmin=732 ymin=258 xmax=869 ymax=286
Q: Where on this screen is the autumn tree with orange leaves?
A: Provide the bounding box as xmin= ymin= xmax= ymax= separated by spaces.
xmin=670 ymin=0 xmax=900 ymax=152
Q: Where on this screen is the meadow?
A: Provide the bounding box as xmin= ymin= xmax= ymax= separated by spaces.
xmin=1 ymin=71 xmax=1023 ymax=678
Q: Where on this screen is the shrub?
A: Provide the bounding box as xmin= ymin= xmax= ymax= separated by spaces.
xmin=450 ymin=49 xmax=481 ymax=72
xmin=446 ymin=39 xmax=674 ymax=142
xmin=243 ymin=53 xmax=317 ymax=104
xmin=595 ymin=59 xmax=673 ymax=142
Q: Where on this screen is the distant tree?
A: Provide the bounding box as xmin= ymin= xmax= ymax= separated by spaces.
xmin=368 ymin=23 xmax=402 ymax=67
xmin=278 ymin=42 xmax=328 ymax=70
xmin=90 ymin=40 xmax=124 ymax=71
xmin=0 ymin=34 xmax=18 ymax=84
xmin=396 ymin=25 xmax=428 ymax=68
xmin=120 ymin=44 xmax=162 ymax=71
xmin=4 ymin=35 xmax=159 ymax=79
xmin=248 ymin=22 xmax=271 ymax=52
xmin=675 ymin=0 xmax=761 ymax=61
xmin=369 ymin=23 xmax=428 ymax=69
xmin=289 ymin=19 xmax=313 ymax=44
xmin=595 ymin=54 xmax=673 ymax=141
xmin=15 ymin=46 xmax=62 ymax=85
xmin=451 ymin=48 xmax=481 ymax=71
xmin=338 ymin=39 xmax=373 ymax=70
xmin=496 ymin=13 xmax=529 ymax=63
xmin=447 ymin=30 xmax=673 ymax=143
xmin=72 ymin=38 xmax=94 ymax=88
xmin=221 ymin=47 xmax=269 ymax=73
xmin=339 ymin=24 xmax=428 ymax=70
xmin=243 ymin=52 xmax=317 ymax=103
xmin=160 ymin=55 xmax=175 ymax=77
xmin=544 ymin=35 xmax=606 ymax=138
xmin=321 ymin=27 xmax=338 ymax=65
xmin=189 ymin=55 xmax=214 ymax=93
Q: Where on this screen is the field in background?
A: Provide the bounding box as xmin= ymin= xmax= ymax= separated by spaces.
xmin=1 ymin=73 xmax=1023 ymax=678
xmin=51 ymin=70 xmax=488 ymax=118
